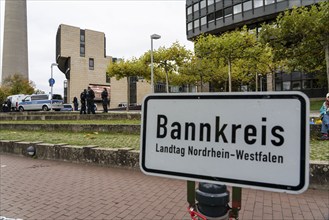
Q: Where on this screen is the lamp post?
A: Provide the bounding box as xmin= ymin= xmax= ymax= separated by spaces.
xmin=50 ymin=63 xmax=58 ymax=111
xmin=150 ymin=34 xmax=161 ymax=93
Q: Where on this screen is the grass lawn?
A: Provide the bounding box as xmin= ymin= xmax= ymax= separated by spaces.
xmin=0 ymin=119 xmax=141 ymax=125
xmin=0 ymin=130 xmax=328 ymax=161
xmin=310 ymin=100 xmax=324 ymax=111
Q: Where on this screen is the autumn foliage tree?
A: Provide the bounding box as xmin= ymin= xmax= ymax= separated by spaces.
xmin=0 ymin=74 xmax=35 ymax=106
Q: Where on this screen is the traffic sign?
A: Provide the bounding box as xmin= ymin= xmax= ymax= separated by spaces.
xmin=140 ymin=92 xmax=309 ymax=194
xmin=49 ymin=78 xmax=55 ymax=86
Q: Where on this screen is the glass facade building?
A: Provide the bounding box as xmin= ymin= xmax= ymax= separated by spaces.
xmin=186 ymin=0 xmax=325 ymax=40
xmin=186 ymin=0 xmax=327 ymax=97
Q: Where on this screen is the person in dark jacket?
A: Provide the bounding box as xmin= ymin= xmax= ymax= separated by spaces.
xmin=73 ymin=96 xmax=78 ymax=111
xmin=6 ymin=98 xmax=11 ymax=112
xmin=101 ymin=88 xmax=109 ymax=113
xmin=80 ymin=89 xmax=87 ymax=114
xmin=86 ymin=86 xmax=95 ymax=114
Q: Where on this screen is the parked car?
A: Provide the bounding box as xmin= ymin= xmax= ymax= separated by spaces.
xmin=118 ymin=102 xmax=127 ymax=108
xmin=18 ymin=94 xmax=64 ymax=112
xmin=60 ymin=104 xmax=73 ymax=112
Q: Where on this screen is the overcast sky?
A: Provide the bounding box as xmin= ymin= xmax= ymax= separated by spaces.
xmin=0 ymin=0 xmax=194 ymax=95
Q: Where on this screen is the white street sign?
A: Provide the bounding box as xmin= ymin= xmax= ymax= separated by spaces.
xmin=140 ymin=92 xmax=309 ymax=194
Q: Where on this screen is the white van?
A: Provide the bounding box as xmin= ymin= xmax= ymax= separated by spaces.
xmin=7 ymin=94 xmax=27 ymax=111
xmin=18 ymin=94 xmax=64 ymax=112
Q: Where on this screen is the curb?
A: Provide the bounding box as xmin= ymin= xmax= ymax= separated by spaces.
xmin=0 ymin=140 xmax=328 ymax=190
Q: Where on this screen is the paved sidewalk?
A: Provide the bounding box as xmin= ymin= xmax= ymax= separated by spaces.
xmin=0 ymin=154 xmax=328 ymax=220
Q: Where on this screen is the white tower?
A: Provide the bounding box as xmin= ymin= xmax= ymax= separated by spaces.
xmin=1 ymin=0 xmax=29 ymax=82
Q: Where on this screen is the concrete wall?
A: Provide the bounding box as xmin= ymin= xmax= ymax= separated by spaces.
xmin=1 ymin=0 xmax=29 ymax=81
xmin=0 ymin=140 xmax=327 ymax=189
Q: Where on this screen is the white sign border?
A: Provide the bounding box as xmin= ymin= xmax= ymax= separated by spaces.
xmin=140 ymin=92 xmax=309 ymax=194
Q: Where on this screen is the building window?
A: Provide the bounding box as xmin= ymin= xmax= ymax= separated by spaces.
xmin=89 ymin=58 xmax=94 ymax=70
xmin=193 ymin=3 xmax=199 ymax=12
xmin=215 ymin=10 xmax=223 ymax=20
xmin=207 ymin=13 xmax=215 ymax=23
xmin=224 ymin=7 xmax=233 ymax=17
xmin=201 ymin=16 xmax=207 ymax=26
xmin=80 ymin=45 xmax=85 ymax=57
xmin=194 ymin=19 xmax=199 ymax=29
xmin=233 ymin=4 xmax=242 ymax=14
xmin=282 ymin=81 xmax=291 ymax=91
xmin=208 ymin=0 xmax=214 ymax=6
xmin=187 ymin=6 xmax=192 ymax=15
xmin=292 ymin=81 xmax=301 ymax=90
xmin=200 ymin=0 xmax=206 ymax=9
xmin=188 ymin=22 xmax=193 ymax=31
xmin=302 ymin=80 xmax=311 ymax=89
xmin=254 ymin=0 xmax=263 ymax=8
xmin=243 ymin=0 xmax=252 ymax=11
xmin=265 ymin=0 xmax=275 ymax=5
xmin=80 ymin=30 xmax=85 ymax=42
xmin=106 ymin=73 xmax=111 ymax=83
xmin=80 ymin=30 xmax=85 ymax=57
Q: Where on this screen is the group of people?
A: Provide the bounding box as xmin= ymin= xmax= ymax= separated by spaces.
xmin=75 ymin=86 xmax=109 ymax=114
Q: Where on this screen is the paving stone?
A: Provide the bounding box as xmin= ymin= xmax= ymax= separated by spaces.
xmin=0 ymin=154 xmax=328 ymax=220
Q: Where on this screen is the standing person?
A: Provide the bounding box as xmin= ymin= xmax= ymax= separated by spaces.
xmin=320 ymin=93 xmax=329 ymax=140
xmin=6 ymin=98 xmax=11 ymax=112
xmin=80 ymin=89 xmax=87 ymax=114
xmin=101 ymin=88 xmax=109 ymax=113
xmin=73 ymin=97 xmax=78 ymax=111
xmin=86 ymin=86 xmax=95 ymax=114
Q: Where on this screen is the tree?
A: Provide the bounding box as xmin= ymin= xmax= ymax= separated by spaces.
xmin=194 ymin=27 xmax=265 ymax=92
xmin=2 ymin=74 xmax=35 ymax=95
xmin=34 ymin=89 xmax=46 ymax=94
xmin=0 ymin=74 xmax=35 ymax=110
xmin=140 ymin=42 xmax=193 ymax=93
xmin=0 ymin=87 xmax=9 ymax=109
xmin=107 ymin=58 xmax=148 ymax=110
xmin=107 ymin=58 xmax=148 ymax=80
xmin=259 ymin=2 xmax=329 ymax=90
xmin=179 ymin=56 xmax=210 ymax=92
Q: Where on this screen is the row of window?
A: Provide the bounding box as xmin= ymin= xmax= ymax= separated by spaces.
xmin=187 ymin=0 xmax=285 ymax=31
xmin=80 ymin=30 xmax=85 ymax=57
xmin=187 ymin=0 xmax=286 ymax=15
xmin=80 ymin=30 xmax=95 ymax=71
xmin=276 ymin=79 xmax=323 ymax=91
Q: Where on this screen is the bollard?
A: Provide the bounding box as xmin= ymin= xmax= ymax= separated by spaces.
xmin=26 ymin=146 xmax=36 ymax=157
xmin=196 ymin=182 xmax=230 ymax=220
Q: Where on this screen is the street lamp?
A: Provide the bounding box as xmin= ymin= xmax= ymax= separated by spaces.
xmin=150 ymin=34 xmax=161 ymax=93
xmin=50 ymin=63 xmax=58 ymax=111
